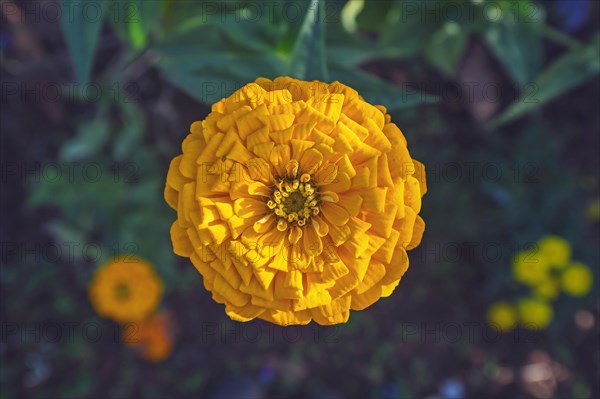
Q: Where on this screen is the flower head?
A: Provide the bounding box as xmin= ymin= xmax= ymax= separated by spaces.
xmin=537 ymin=235 xmax=571 ymax=268
xmin=533 ymin=278 xmax=560 ymax=301
xmin=586 ymin=198 xmax=600 ymax=221
xmin=123 ymin=310 xmax=174 ymax=362
xmin=517 ymin=297 xmax=553 ymax=330
xmin=89 ymin=258 xmax=163 ymax=324
xmin=486 ymin=301 xmax=518 ymax=332
xmin=165 ymin=77 xmax=426 ymax=325
xmin=561 ymin=262 xmax=593 ymax=297
xmin=512 ymin=248 xmax=550 ymax=287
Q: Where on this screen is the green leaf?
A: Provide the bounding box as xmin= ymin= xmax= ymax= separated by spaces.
xmin=108 ymin=0 xmax=164 ymax=49
xmin=490 ymin=34 xmax=600 ymax=128
xmin=354 ymin=0 xmax=393 ymax=31
xmin=124 ymin=0 xmax=163 ymax=50
xmin=287 ymin=0 xmax=329 ymax=81
xmin=484 ymin=13 xmax=544 ymax=87
xmin=425 ymin=22 xmax=469 ymax=76
xmin=113 ymin=102 xmax=144 ymax=161
xmin=158 ymin=53 xmax=285 ymax=104
xmin=326 ymin=24 xmax=384 ymax=66
xmin=378 ymin=2 xmax=441 ymax=59
xmin=60 ymin=116 xmax=110 ymax=162
xmin=60 ymin=0 xmax=106 ymax=84
xmin=340 ymin=0 xmax=364 ymax=33
xmin=153 ymin=24 xmax=286 ymax=103
xmin=329 ymin=65 xmax=438 ymax=110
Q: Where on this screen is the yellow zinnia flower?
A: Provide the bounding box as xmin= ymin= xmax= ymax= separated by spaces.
xmin=561 ymin=262 xmax=593 ymax=297
xmin=586 ymin=198 xmax=600 ymax=221
xmin=533 ymin=278 xmax=560 ymax=301
xmin=89 ymin=258 xmax=163 ymax=324
xmin=486 ymin=301 xmax=518 ymax=332
xmin=517 ymin=297 xmax=553 ymax=330
xmin=537 ymin=235 xmax=571 ymax=268
xmin=512 ymin=248 xmax=550 ymax=286
xmin=165 ymin=77 xmax=426 ymax=326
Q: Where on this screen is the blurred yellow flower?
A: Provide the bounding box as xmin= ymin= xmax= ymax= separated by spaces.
xmin=89 ymin=258 xmax=163 ymax=324
xmin=123 ymin=310 xmax=174 ymax=362
xmin=486 ymin=301 xmax=518 ymax=332
xmin=537 ymin=235 xmax=571 ymax=268
xmin=164 ymin=77 xmax=426 ymax=326
xmin=561 ymin=262 xmax=593 ymax=297
xmin=512 ymin=248 xmax=550 ymax=286
xmin=518 ymin=297 xmax=553 ymax=330
xmin=533 ymin=278 xmax=560 ymax=301
xmin=586 ymin=198 xmax=600 ymax=221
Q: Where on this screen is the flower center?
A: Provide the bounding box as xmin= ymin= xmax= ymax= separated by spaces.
xmin=115 ymin=283 xmax=131 ymax=300
xmin=267 ymin=173 xmax=319 ymax=230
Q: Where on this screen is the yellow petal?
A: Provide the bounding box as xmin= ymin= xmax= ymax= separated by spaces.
xmin=251 ymin=296 xmax=291 ymax=311
xmin=164 ymin=184 xmax=179 ymax=210
xmin=291 ymin=139 xmax=315 ymax=160
xmin=274 ymin=270 xmax=303 ymax=300
xmin=372 ymin=229 xmax=400 ymax=264
xmin=377 ymin=154 xmax=394 ymax=187
xmin=404 ymin=176 xmax=422 ymax=213
xmin=360 ymin=187 xmax=387 ymax=213
xmin=180 ymin=136 xmax=204 ymax=178
xmin=363 ymin=118 xmax=392 ymax=152
xmin=338 ymin=193 xmax=363 ymax=216
xmin=253 ymin=214 xmax=274 ymax=234
xmin=321 ymin=259 xmax=349 ymax=282
xmin=170 ymin=222 xmax=193 ymax=257
xmin=269 ymin=246 xmax=291 ymax=272
xmin=364 ymin=204 xmax=397 ymax=238
xmin=328 ymin=272 xmax=359 ymax=300
xmin=354 ymin=262 xmax=386 ymax=295
xmin=408 ymin=216 xmax=425 ymax=250
xmin=380 ymin=280 xmax=400 ymax=297
xmin=239 ymin=276 xmax=273 ymax=301
xmin=213 ymin=274 xmax=250 ymax=308
xmin=311 ymin=296 xmax=351 ymax=325
xmin=311 ymin=93 xmax=344 ymax=121
xmin=396 ymin=207 xmax=417 ymax=248
xmin=413 ymin=160 xmax=427 ymax=195
xmin=338 ymin=246 xmax=369 ymax=281
xmin=225 ymin=303 xmax=266 ymax=322
xmin=288 ymin=226 xmax=303 ymax=245
xmin=235 ymin=103 xmax=269 ymax=139
xmin=260 ymin=309 xmax=312 ymax=326
xmin=299 ymin=148 xmax=324 ymax=175
xmin=234 ymin=197 xmax=267 ymax=218
xmin=211 ymin=260 xmax=241 ymax=289
xmin=253 ymin=267 xmax=277 ymax=291
xmin=258 ymin=113 xmax=295 ymax=131
xmin=302 ymin=224 xmax=323 ymax=257
xmin=350 ymin=284 xmax=383 ymax=310
xmin=327 ymin=222 xmax=351 ymax=246
xmin=321 ymin=202 xmax=350 ymax=226
xmin=293 ymin=289 xmax=332 ymax=310
xmin=381 ymin=248 xmax=409 ymax=285
xmin=190 ymin=253 xmax=217 ymax=290
xmin=166 ymin=156 xmax=189 ymax=191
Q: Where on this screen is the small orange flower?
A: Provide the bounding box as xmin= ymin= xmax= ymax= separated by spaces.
xmin=165 ymin=77 xmax=426 ymax=325
xmin=122 ymin=311 xmax=174 ymax=362
xmin=88 ymin=257 xmax=163 ymax=324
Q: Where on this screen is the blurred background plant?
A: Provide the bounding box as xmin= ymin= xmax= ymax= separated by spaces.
xmin=1 ymin=0 xmax=598 ymax=398
xmin=486 ymin=235 xmax=595 ymax=333
xmin=87 ymin=257 xmax=175 ymax=362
